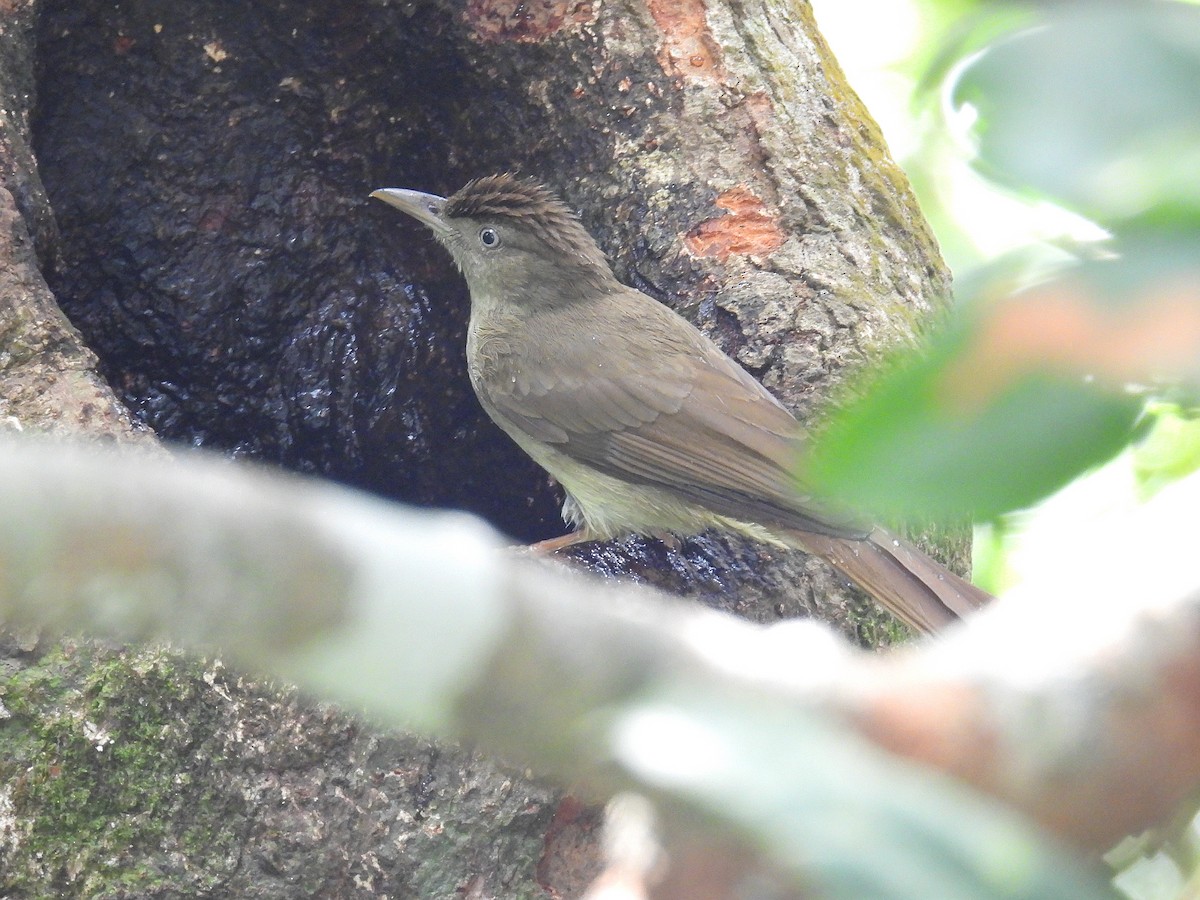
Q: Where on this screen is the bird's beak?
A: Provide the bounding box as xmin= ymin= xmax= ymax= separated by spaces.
xmin=369 ymin=188 xmax=451 ymax=235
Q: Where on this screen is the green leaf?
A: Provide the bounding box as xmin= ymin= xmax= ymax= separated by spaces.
xmin=1133 ymin=403 xmax=1200 ymax=499
xmin=804 ymin=229 xmax=1200 ymax=521
xmin=949 ymin=2 xmax=1200 ymax=225
xmin=805 ymin=323 xmax=1140 ymax=520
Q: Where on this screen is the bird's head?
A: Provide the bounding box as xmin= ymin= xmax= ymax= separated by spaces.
xmin=370 ymin=174 xmax=618 ymax=307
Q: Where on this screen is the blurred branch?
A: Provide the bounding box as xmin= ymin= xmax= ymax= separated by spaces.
xmin=846 ymin=467 xmax=1200 ymax=849
xmin=2 ymin=438 xmax=1195 ymax=892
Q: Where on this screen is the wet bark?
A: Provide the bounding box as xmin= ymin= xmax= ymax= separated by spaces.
xmin=0 ymin=2 xmax=148 ymax=442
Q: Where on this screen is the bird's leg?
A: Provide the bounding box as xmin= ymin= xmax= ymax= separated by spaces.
xmin=529 ymin=530 xmax=683 ymax=555
xmin=528 ymin=531 xmax=594 ymax=554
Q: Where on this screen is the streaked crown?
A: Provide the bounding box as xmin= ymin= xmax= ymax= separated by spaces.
xmin=445 ymin=174 xmax=607 ymax=266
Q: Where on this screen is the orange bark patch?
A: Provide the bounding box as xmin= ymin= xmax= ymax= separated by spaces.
xmin=464 ymin=0 xmax=597 ymax=43
xmin=646 ymin=0 xmax=723 ymax=79
xmin=941 ymin=276 xmax=1200 ymax=411
xmin=684 ymin=187 xmax=787 ymax=260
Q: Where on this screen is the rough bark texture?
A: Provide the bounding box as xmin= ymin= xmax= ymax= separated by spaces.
xmin=2 ymin=640 xmax=575 ymax=899
xmin=0 ymin=1 xmax=148 ymax=442
xmin=1 ymin=0 xmax=962 ymax=896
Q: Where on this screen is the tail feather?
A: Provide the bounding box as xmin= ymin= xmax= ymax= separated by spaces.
xmin=791 ymin=526 xmax=992 ymax=635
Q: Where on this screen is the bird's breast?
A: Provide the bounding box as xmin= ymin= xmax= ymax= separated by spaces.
xmin=466 ymin=306 xmax=522 ymax=381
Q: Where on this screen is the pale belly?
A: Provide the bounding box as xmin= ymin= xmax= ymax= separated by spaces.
xmin=501 ymin=424 xmax=784 ymax=546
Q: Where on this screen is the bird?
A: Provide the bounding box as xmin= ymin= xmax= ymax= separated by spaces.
xmin=370 ymin=174 xmax=991 ymax=634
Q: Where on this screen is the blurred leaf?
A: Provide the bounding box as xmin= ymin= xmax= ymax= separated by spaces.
xmin=913 ymin=1 xmax=1035 ymax=99
xmin=968 ymin=237 xmax=1200 ymax=384
xmin=1133 ymin=404 xmax=1200 ymax=499
xmin=805 ymin=329 xmax=1139 ymax=520
xmin=815 ymin=306 xmax=1161 ymax=522
xmin=804 ymin=223 xmax=1200 ymax=519
xmin=614 ymin=686 xmax=1116 ymax=899
xmin=949 ymin=1 xmax=1200 ymax=224
xmin=970 ymin=519 xmax=1018 ymax=594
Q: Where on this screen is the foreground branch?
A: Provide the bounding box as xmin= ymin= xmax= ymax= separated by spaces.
xmin=1 ymin=438 xmax=1195 ymax=891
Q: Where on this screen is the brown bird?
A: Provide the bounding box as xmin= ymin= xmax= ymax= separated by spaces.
xmin=370 ymin=174 xmax=991 ymax=633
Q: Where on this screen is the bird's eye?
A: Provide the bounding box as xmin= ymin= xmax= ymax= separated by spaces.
xmin=478 ymin=227 xmax=501 ymax=249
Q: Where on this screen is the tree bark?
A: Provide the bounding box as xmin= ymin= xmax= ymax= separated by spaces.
xmin=3 ymin=0 xmax=963 ymax=896
xmin=0 ymin=2 xmax=148 ymax=442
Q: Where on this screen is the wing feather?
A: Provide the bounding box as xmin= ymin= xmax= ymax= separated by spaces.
xmin=472 ymin=290 xmax=863 ymax=537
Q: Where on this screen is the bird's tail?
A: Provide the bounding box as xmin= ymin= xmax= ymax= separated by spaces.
xmin=791 ymin=526 xmax=993 ymax=634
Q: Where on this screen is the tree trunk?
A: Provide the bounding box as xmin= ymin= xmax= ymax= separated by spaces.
xmin=2 ymin=0 xmax=960 ymax=896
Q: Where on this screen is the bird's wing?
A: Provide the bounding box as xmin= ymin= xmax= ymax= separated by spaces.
xmin=474 ymin=294 xmax=863 ymax=538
